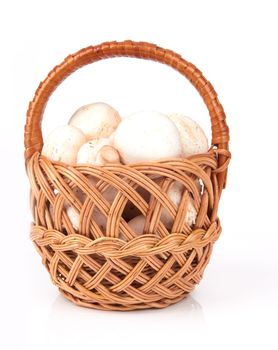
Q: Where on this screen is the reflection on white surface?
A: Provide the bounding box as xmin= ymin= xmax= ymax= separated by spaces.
xmin=42 ymin=293 xmax=206 ymax=349
xmin=21 ymin=254 xmax=278 ymax=350
xmin=49 ymin=292 xmax=204 ymax=318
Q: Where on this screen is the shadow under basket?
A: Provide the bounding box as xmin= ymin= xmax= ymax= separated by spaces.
xmin=24 ymin=40 xmax=231 ymax=311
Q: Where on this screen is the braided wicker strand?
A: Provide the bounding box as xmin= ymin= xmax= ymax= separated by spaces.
xmin=25 ymin=41 xmax=231 ymax=310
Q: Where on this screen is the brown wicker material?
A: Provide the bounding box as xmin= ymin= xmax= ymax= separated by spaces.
xmin=24 ymin=41 xmax=231 ymax=310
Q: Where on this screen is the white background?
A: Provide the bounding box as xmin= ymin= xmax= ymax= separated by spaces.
xmin=1 ymin=0 xmax=278 ymax=349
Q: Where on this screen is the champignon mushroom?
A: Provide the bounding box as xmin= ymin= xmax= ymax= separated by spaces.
xmin=69 ymin=102 xmax=121 ymax=140
xmin=87 ymin=175 xmax=118 ymax=234
xmin=42 ymin=125 xmax=86 ymax=164
xmin=66 ymin=181 xmax=118 ymax=233
xmin=127 ymin=215 xmax=146 ymax=235
xmin=64 ymin=186 xmax=85 ymax=230
xmin=123 ymin=186 xmax=150 ymax=221
xmin=168 ymin=113 xmax=208 ymax=157
xmin=160 ymin=181 xmax=197 ymax=228
xmin=96 ymin=145 xmax=121 ymax=165
xmin=66 ymin=205 xmax=80 ymax=230
xmin=77 ymin=138 xmax=112 ymax=165
xmin=84 ymin=186 xmax=118 ymax=233
xmin=66 ymin=204 xmax=108 ymax=232
xmin=113 ymin=111 xmax=182 ymax=164
xmin=108 ymin=131 xmax=116 ymax=143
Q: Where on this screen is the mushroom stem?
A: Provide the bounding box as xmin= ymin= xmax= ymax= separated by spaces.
xmin=96 ymin=145 xmax=121 ymax=165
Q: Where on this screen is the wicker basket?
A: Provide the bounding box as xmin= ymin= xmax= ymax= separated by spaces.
xmin=24 ymin=40 xmax=231 ymax=311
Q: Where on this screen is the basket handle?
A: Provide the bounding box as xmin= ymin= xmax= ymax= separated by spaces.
xmin=24 ymin=40 xmax=230 ymax=190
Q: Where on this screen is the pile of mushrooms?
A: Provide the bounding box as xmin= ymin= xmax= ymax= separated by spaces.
xmin=42 ymin=102 xmax=208 ymax=237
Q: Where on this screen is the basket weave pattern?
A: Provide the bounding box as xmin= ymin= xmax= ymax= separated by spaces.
xmin=25 ymin=41 xmax=230 ymax=310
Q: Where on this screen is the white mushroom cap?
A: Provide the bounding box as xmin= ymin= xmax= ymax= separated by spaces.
xmin=108 ymin=131 xmax=116 ymax=143
xmin=113 ymin=111 xmax=182 ymax=164
xmin=65 ymin=186 xmax=85 ymax=230
xmin=42 ymin=125 xmax=86 ymax=164
xmin=66 ymin=206 xmax=80 ymax=230
xmin=66 ymin=184 xmax=118 ymax=233
xmin=102 ymin=186 xmax=117 ymax=203
xmin=90 ymin=186 xmax=117 ymax=231
xmin=168 ymin=114 xmax=208 ymax=157
xmin=77 ymin=138 xmax=121 ymax=166
xmin=124 ymin=186 xmax=150 ymax=221
xmin=127 ymin=215 xmax=145 ymax=235
xmin=77 ymin=138 xmax=112 ymax=165
xmin=69 ymin=102 xmax=121 ymax=140
xmin=66 ymin=205 xmax=108 ymax=232
xmin=161 ymin=181 xmax=197 ymax=228
xmin=49 ymin=178 xmax=113 ymax=232
xmin=185 ymin=201 xmax=197 ymax=227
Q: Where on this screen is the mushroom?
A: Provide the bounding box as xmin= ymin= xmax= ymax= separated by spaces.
xmin=160 ymin=181 xmax=197 ymax=229
xmin=127 ymin=215 xmax=146 ymax=235
xmin=77 ymin=138 xmax=112 ymax=165
xmin=86 ymin=174 xmax=118 ymax=234
xmin=168 ymin=113 xmax=208 ymax=157
xmin=65 ymin=178 xmax=118 ymax=233
xmin=69 ymin=102 xmax=121 ymax=140
xmin=66 ymin=205 xmax=80 ymax=230
xmin=77 ymin=138 xmax=121 ymax=166
xmin=96 ymin=145 xmax=121 ymax=165
xmin=76 ymin=138 xmax=120 ymax=230
xmin=123 ymin=186 xmax=150 ymax=221
xmin=66 ymin=204 xmax=108 ymax=232
xmin=42 ymin=125 xmax=86 ymax=164
xmin=108 ymin=131 xmax=116 ymax=143
xmin=113 ymin=111 xmax=182 ymax=164
xmin=64 ymin=186 xmax=85 ymax=230
xmin=49 ymin=185 xmax=113 ymax=233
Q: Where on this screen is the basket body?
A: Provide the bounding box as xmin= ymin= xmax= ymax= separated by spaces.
xmin=28 ymin=150 xmax=224 ymax=310
xmin=25 ymin=41 xmax=230 ymax=310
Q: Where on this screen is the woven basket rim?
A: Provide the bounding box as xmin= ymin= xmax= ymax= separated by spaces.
xmin=34 ymin=148 xmax=219 ymax=166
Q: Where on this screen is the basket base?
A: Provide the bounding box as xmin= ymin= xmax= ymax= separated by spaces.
xmin=59 ymin=288 xmax=190 ymax=311
xmin=31 ymin=220 xmax=221 ymax=311
xmin=53 ymin=241 xmax=215 ymax=311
